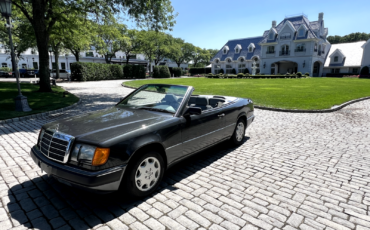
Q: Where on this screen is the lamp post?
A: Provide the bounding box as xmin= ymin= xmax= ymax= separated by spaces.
xmin=48 ymin=46 xmax=53 ymax=70
xmin=0 ymin=0 xmax=31 ymax=111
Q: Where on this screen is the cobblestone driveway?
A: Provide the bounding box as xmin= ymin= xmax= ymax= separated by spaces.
xmin=0 ymin=80 xmax=369 ymax=230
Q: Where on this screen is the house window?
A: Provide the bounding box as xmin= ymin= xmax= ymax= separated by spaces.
xmin=86 ymin=51 xmax=94 ymax=57
xmin=280 ymin=33 xmax=291 ymax=40
xmin=214 ymin=65 xmax=221 ymax=74
xmin=314 ymin=43 xmax=318 ymax=52
xmin=296 ymin=43 xmax=305 ymax=52
xmin=52 ymin=62 xmax=57 ymax=69
xmin=2 ymin=63 xmax=7 ymax=67
xmin=249 ymin=47 xmax=253 ymax=52
xmin=240 ymin=58 xmax=244 ymax=62
xmin=33 ymin=62 xmax=38 ymax=69
xmin=22 ymin=64 xmax=27 ymax=69
xmin=352 ymin=68 xmax=359 ymax=74
xmin=215 ymin=59 xmax=219 ymax=64
xmin=223 ymin=49 xmax=227 ymax=54
xmin=281 ymin=45 xmax=289 ymax=55
xmin=226 ymin=64 xmax=233 ymax=74
xmin=235 ymin=48 xmax=239 ymax=53
xmin=334 ymin=56 xmax=338 ymax=62
xmin=61 ymin=63 xmax=66 ymax=70
xmin=331 ymin=68 xmax=340 ymax=73
xmin=267 ymin=46 xmax=275 ymax=54
xmin=269 ymin=33 xmax=274 ymax=40
xmin=238 ymin=64 xmax=246 ymax=73
xmin=299 ymin=29 xmax=305 ymax=37
xmin=227 ymin=59 xmax=232 ymax=63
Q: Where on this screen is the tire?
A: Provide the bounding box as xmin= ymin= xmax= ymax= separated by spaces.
xmin=122 ymin=151 xmax=164 ymax=198
xmin=230 ymin=118 xmax=246 ymax=146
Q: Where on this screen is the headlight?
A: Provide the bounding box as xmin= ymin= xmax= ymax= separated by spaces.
xmin=70 ymin=144 xmax=110 ymax=166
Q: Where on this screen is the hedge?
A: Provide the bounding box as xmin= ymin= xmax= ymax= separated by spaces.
xmin=169 ymin=67 xmax=182 ymax=77
xmin=123 ymin=65 xmax=145 ymax=79
xmin=189 ymin=67 xmax=211 ymax=75
xmin=206 ymin=74 xmax=309 ymax=79
xmin=361 ymin=66 xmax=369 ymax=75
xmin=153 ymin=66 xmax=171 ymax=78
xmin=71 ymin=62 xmax=123 ymax=81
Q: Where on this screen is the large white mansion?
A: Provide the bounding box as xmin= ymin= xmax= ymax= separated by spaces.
xmin=211 ymin=13 xmax=370 ymax=76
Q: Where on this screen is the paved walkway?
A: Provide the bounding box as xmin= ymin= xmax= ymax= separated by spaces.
xmin=0 ymin=80 xmax=369 ymax=230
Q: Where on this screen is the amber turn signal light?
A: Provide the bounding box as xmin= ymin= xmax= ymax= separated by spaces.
xmin=92 ymin=148 xmax=110 ymax=166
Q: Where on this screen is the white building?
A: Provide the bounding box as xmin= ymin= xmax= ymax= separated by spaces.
xmin=211 ymin=13 xmax=370 ymax=76
xmin=0 ymin=48 xmax=188 ymax=72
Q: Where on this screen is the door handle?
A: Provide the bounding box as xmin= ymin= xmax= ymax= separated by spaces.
xmin=218 ymin=113 xmax=225 ymax=117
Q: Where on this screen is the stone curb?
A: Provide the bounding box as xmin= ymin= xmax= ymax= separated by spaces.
xmin=121 ymin=83 xmax=370 ymax=114
xmin=0 ymin=98 xmax=82 ymax=125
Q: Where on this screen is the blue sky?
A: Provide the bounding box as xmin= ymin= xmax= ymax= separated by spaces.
xmin=164 ymin=0 xmax=370 ymax=50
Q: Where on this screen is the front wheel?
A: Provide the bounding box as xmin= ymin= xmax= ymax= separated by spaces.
xmin=122 ymin=151 xmax=164 ymax=198
xmin=230 ymin=118 xmax=246 ymax=146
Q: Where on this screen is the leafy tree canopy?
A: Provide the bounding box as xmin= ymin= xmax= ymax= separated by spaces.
xmin=328 ymin=32 xmax=370 ymax=44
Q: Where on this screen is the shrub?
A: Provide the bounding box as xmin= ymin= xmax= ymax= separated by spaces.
xmin=219 ymin=69 xmax=224 ymax=74
xmin=305 ymin=72 xmax=310 ymax=76
xmin=231 ymin=69 xmax=236 ymax=74
xmin=123 ymin=65 xmax=145 ymax=79
xmin=243 ymin=68 xmax=249 ymax=74
xmin=159 ymin=66 xmax=171 ymax=78
xmin=360 ymin=66 xmax=369 ymax=75
xmin=0 ymin=67 xmax=11 ymax=72
xmin=189 ymin=67 xmax=211 ymax=75
xmin=237 ymin=73 xmax=244 ymax=78
xmin=172 ymin=67 xmax=182 ymax=77
xmin=296 ymin=72 xmax=302 ymax=77
xmin=71 ymin=62 xmax=123 ymax=81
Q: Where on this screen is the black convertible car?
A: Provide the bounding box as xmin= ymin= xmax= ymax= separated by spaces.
xmin=30 ymin=84 xmax=254 ymax=197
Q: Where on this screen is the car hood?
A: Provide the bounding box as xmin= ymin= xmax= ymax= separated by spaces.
xmin=43 ymin=106 xmax=173 ymax=144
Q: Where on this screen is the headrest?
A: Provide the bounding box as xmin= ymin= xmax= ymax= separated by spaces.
xmin=164 ymin=94 xmax=177 ymax=102
xmin=195 ymin=97 xmax=208 ymax=105
xmin=188 ymin=97 xmax=197 ymax=105
xmin=209 ymin=98 xmax=225 ymax=105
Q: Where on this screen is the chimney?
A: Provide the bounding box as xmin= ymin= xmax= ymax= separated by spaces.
xmin=272 ymin=20 xmax=276 ymax=28
xmin=318 ymin=12 xmax=324 ymax=21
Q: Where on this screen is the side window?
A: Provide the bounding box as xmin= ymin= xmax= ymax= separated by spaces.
xmin=334 ymin=56 xmax=338 ymax=62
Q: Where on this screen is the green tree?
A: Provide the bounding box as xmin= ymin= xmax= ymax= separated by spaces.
xmin=120 ymin=29 xmax=140 ymax=65
xmin=137 ymin=30 xmax=156 ymax=77
xmin=13 ymin=0 xmax=177 ymax=92
xmin=153 ymin=32 xmax=172 ymax=66
xmin=0 ymin=8 xmax=36 ymax=70
xmin=92 ymin=18 xmax=127 ymax=63
xmin=189 ymin=47 xmax=211 ymax=67
xmin=328 ymin=33 xmax=370 ymax=44
xmin=167 ymin=39 xmax=194 ymax=67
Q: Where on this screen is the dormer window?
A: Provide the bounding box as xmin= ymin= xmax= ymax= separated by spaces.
xmin=223 ymin=45 xmax=229 ymax=54
xmin=334 ymin=56 xmax=338 ymax=62
xmin=215 ymin=59 xmax=219 ymax=64
xmin=236 ymin=48 xmax=239 ymax=53
xmin=269 ymin=33 xmax=274 ymax=40
xmin=234 ymin=44 xmax=242 ymax=54
xmin=298 ymin=28 xmax=305 ymax=37
xmin=223 ymin=49 xmax=227 ymax=54
xmin=248 ymin=43 xmax=255 ymax=53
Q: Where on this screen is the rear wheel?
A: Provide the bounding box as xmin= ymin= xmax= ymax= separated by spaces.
xmin=230 ymin=118 xmax=246 ymax=146
xmin=123 ymin=151 xmax=164 ymax=198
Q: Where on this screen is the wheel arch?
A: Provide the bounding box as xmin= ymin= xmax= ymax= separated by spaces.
xmin=129 ymin=142 xmax=168 ymax=170
xmin=237 ymin=112 xmax=247 ymax=125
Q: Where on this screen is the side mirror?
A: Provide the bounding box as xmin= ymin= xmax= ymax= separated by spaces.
xmin=184 ymin=107 xmax=202 ymax=117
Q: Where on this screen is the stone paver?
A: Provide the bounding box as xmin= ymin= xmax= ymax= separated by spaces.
xmin=0 ymin=79 xmax=370 ymax=229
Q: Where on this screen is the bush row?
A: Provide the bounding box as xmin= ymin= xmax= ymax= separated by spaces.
xmin=206 ymin=72 xmax=310 ymax=79
xmin=189 ymin=67 xmax=211 ymax=75
xmin=153 ymin=66 xmax=171 ymax=78
xmin=169 ymin=67 xmax=182 ymax=77
xmin=70 ymin=62 xmax=146 ymax=81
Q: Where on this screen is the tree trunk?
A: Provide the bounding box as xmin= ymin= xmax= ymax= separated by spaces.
xmin=32 ymin=0 xmax=52 ymax=92
xmin=54 ymin=50 xmax=60 ymax=79
xmin=177 ymin=62 xmax=181 ymax=67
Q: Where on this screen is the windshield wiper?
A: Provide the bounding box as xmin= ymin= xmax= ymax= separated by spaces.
xmin=138 ymin=107 xmax=175 ymax=114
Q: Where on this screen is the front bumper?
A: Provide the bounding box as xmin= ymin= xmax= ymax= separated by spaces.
xmin=30 ymin=145 xmax=126 ymax=192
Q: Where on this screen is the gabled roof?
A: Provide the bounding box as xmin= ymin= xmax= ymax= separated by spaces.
xmin=329 ymin=49 xmax=346 ymax=58
xmin=324 ymin=41 xmax=366 ymax=67
xmin=211 ymin=36 xmax=264 ymax=61
xmin=260 ymin=16 xmax=323 ymax=44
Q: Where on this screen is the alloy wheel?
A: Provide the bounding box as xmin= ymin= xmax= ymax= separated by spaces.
xmin=135 ymin=157 xmax=161 ymax=191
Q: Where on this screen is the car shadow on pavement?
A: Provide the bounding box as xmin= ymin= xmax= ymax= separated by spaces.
xmin=7 ymin=137 xmax=250 ymax=229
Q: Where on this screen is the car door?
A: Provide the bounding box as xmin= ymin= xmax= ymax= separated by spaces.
xmin=180 ymin=107 xmax=225 ymax=156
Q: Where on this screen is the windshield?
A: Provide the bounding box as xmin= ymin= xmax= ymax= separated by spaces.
xmin=117 ymin=84 xmax=190 ymax=114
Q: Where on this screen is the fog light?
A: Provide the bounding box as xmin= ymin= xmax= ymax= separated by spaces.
xmin=92 ymin=148 xmax=110 ymax=166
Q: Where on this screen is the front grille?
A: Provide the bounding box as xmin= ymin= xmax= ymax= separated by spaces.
xmin=39 ymin=129 xmax=74 ymax=163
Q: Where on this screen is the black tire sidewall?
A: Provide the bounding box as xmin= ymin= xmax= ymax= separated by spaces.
xmin=230 ymin=118 xmax=246 ymax=146
xmin=124 ymin=151 xmax=165 ymax=198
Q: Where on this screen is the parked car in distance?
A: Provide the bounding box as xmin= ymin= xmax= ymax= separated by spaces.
xmin=0 ymin=70 xmax=12 ymax=78
xmin=30 ymin=84 xmax=255 ymax=197
xmin=51 ymin=69 xmax=71 ymax=80
xmin=13 ymin=68 xmax=36 ymax=78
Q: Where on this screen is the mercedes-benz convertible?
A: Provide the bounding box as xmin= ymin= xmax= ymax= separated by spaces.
xmin=30 ymin=84 xmax=254 ymax=197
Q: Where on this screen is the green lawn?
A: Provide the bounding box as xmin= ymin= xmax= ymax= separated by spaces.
xmin=123 ymin=78 xmax=370 ymax=110
xmin=0 ymin=82 xmax=79 ymax=120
